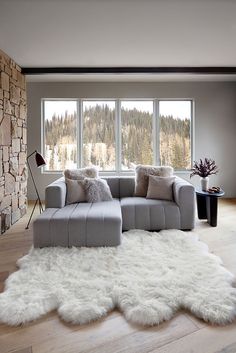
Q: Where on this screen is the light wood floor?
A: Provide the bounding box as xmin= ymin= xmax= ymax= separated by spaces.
xmin=0 ymin=200 xmax=236 ymax=353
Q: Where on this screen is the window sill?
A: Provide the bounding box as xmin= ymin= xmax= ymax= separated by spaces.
xmin=41 ymin=169 xmax=191 ymax=176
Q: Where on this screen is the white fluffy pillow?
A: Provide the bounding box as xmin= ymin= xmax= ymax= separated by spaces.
xmin=65 ymin=178 xmax=86 ymax=205
xmin=83 ymin=178 xmax=113 ymax=203
xmin=64 ymin=167 xmax=98 ymax=180
xmin=134 ymin=165 xmax=174 ymax=197
xmin=146 ymin=175 xmax=175 ymax=201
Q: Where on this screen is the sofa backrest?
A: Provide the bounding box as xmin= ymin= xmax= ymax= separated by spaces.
xmin=104 ymin=177 xmax=135 ymax=198
xmin=45 ymin=176 xmax=136 ymax=208
xmin=119 ymin=177 xmax=135 ymax=198
xmin=104 ymin=177 xmax=120 ymax=198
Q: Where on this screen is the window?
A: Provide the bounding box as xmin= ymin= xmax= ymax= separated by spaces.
xmin=83 ymin=101 xmax=116 ymax=171
xmin=44 ymin=100 xmax=77 ymax=171
xmin=42 ymin=99 xmax=193 ymax=172
xmin=121 ymin=101 xmax=153 ymax=170
xmin=159 ymin=101 xmax=192 ymax=170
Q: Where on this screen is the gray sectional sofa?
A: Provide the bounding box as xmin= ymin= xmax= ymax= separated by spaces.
xmin=33 ymin=176 xmax=195 ymax=248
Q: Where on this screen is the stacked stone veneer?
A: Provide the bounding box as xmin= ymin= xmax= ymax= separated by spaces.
xmin=0 ymin=50 xmax=27 ymax=234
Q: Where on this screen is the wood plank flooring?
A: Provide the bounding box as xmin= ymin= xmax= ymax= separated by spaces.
xmin=0 ymin=199 xmax=236 ymax=353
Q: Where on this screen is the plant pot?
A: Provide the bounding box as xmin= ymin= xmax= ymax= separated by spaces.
xmin=201 ymin=177 xmax=209 ymax=191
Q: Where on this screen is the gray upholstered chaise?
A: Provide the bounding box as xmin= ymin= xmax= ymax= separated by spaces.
xmin=33 ymin=176 xmax=195 ymax=248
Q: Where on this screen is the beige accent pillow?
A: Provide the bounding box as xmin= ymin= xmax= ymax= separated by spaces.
xmin=65 ymin=178 xmax=86 ymax=204
xmin=134 ymin=165 xmax=174 ymax=197
xmin=146 ymin=175 xmax=175 ymax=201
xmin=64 ymin=167 xmax=98 ymax=180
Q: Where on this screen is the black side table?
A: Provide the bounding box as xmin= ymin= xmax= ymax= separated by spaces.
xmin=196 ymin=188 xmax=225 ymax=227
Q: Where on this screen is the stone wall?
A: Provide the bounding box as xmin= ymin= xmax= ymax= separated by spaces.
xmin=0 ymin=50 xmax=27 ymax=234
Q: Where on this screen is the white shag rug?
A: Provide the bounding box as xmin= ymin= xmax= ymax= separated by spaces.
xmin=0 ymin=229 xmax=236 ymax=327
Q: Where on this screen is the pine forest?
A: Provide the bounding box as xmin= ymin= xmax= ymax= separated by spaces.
xmin=44 ymin=104 xmax=191 ymax=171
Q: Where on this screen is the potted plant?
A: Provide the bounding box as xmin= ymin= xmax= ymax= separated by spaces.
xmin=190 ymin=158 xmax=218 ymax=191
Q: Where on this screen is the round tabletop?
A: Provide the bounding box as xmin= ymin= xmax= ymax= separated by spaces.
xmin=195 ymin=187 xmax=225 ymax=197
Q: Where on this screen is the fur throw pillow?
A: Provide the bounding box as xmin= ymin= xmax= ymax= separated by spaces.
xmin=64 ymin=167 xmax=98 ymax=180
xmin=83 ymin=178 xmax=113 ymax=203
xmin=134 ymin=165 xmax=174 ymax=197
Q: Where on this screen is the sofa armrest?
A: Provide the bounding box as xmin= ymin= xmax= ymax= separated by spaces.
xmin=45 ymin=177 xmax=66 ymax=208
xmin=173 ymin=176 xmax=195 ymax=229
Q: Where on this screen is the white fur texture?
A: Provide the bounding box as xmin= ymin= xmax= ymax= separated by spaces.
xmin=0 ymin=229 xmax=236 ymax=326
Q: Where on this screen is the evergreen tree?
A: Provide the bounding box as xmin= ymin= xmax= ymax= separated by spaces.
xmin=45 ymin=106 xmax=191 ymax=170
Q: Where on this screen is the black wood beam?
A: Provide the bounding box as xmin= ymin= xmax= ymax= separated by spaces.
xmin=22 ymin=67 xmax=236 ymax=75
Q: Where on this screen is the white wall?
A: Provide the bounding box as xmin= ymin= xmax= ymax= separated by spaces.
xmin=27 ymin=81 xmax=236 ymax=199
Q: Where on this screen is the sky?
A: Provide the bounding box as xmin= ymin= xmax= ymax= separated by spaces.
xmin=83 ymin=100 xmax=115 ymax=111
xmin=44 ymin=100 xmax=77 ymax=120
xmin=121 ymin=101 xmax=153 ymax=113
xmin=159 ymin=101 xmax=191 ymax=120
xmin=44 ymin=100 xmax=191 ymax=120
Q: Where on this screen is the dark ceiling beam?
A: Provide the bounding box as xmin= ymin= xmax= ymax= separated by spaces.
xmin=22 ymin=67 xmax=236 ymax=75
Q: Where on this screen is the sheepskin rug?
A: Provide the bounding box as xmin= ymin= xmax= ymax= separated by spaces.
xmin=0 ymin=229 xmax=236 ymax=327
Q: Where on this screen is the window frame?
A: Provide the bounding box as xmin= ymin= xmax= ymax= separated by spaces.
xmin=41 ymin=98 xmax=194 ymax=174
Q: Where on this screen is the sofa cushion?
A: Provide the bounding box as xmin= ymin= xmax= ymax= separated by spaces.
xmin=33 ymin=200 xmax=122 ymax=248
xmin=104 ymin=177 xmax=120 ymax=198
xmin=104 ymin=177 xmax=135 ymax=198
xmin=120 ymin=197 xmax=180 ymax=230
xmin=119 ymin=177 xmax=135 ymax=198
xmin=134 ymin=165 xmax=174 ymax=197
